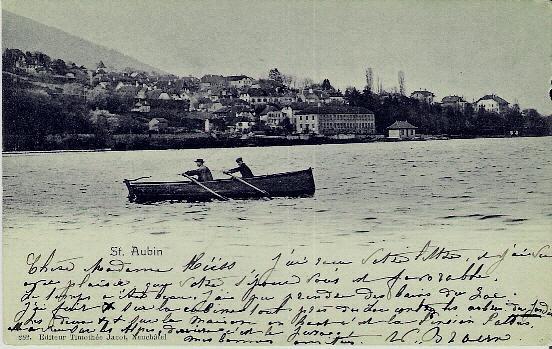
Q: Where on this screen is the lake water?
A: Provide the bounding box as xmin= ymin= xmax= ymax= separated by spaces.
xmin=3 ymin=137 xmax=552 ymax=346
xmin=3 ymin=137 xmax=551 ymax=251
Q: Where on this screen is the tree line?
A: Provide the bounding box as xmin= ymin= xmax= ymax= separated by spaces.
xmin=344 ymin=87 xmax=551 ymax=137
xmin=2 ymin=76 xmax=146 ymax=150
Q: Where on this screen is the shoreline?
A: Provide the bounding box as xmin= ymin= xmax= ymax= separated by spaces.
xmin=2 ymin=148 xmax=112 ymax=155
xmin=2 ymin=134 xmax=548 ymax=155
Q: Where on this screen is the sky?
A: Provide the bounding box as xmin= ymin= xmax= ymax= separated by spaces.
xmin=3 ymin=0 xmax=551 ymax=113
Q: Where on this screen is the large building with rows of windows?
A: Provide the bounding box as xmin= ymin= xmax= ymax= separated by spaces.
xmin=293 ymin=106 xmax=375 ymax=135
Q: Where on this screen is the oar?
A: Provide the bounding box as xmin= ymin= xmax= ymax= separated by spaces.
xmin=181 ymin=173 xmax=229 ymax=201
xmin=223 ymin=171 xmax=271 ymax=199
xmin=125 ymin=176 xmax=151 ymax=182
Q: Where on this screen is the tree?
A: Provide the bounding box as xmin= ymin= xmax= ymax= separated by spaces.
xmin=89 ymin=110 xmax=112 ymax=146
xmin=321 ymin=78 xmax=334 ymax=91
xmin=344 ymin=87 xmax=362 ymax=106
xmin=114 ymin=115 xmax=147 ymax=134
xmin=87 ymin=86 xmax=110 ymax=110
xmin=268 ymin=68 xmax=283 ymax=83
xmin=281 ymin=74 xmax=294 ymax=87
xmin=503 ymin=105 xmax=523 ymax=135
xmin=2 ymin=48 xmax=25 ymax=71
xmin=300 ymin=78 xmax=314 ymax=89
xmin=365 ymin=67 xmax=373 ymax=92
xmin=24 ymin=51 xmax=50 ymax=66
xmin=2 ymin=78 xmax=96 ymax=150
xmin=50 ymin=59 xmax=68 ymax=75
xmin=523 ymin=109 xmax=548 ymax=135
xmin=398 ymin=71 xmax=406 ymax=95
xmin=107 ymin=93 xmax=134 ymax=114
xmin=376 ymin=76 xmax=383 ymax=94
xmin=279 ymin=117 xmax=295 ymax=134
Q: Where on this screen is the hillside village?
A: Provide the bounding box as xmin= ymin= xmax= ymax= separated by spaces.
xmin=3 ymin=48 xmax=551 ymax=151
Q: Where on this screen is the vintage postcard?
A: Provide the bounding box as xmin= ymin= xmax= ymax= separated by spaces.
xmin=2 ymin=0 xmax=551 ymax=346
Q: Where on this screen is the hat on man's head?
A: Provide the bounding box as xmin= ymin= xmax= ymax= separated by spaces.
xmin=195 ymin=158 xmax=204 ymax=163
xmin=236 ymin=157 xmax=243 ymax=162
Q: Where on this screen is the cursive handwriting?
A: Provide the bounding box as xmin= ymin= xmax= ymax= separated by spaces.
xmin=6 ymin=240 xmax=552 ymax=345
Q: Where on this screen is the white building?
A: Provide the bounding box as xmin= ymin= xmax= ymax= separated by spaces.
xmin=410 ymin=90 xmax=435 ymax=104
xmin=441 ymin=95 xmax=468 ymax=110
xmin=293 ymin=106 xmax=375 ymax=135
xmin=131 ymin=100 xmax=150 ymax=113
xmin=266 ymin=106 xmax=294 ymax=127
xmin=475 ymin=94 xmax=509 ymax=113
xmin=226 ymin=75 xmax=253 ymax=88
xmin=387 ymin=120 xmax=418 ymax=139
xmin=239 ymin=92 xmax=251 ymax=103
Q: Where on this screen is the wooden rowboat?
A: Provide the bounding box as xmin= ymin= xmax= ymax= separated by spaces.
xmin=124 ymin=168 xmax=315 ymax=203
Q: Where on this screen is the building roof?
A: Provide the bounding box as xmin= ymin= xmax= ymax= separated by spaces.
xmin=226 ymin=75 xmax=251 ymax=81
xmin=233 ymin=104 xmax=252 ymax=112
xmin=314 ymin=91 xmax=330 ymax=99
xmin=411 ymin=90 xmax=435 ymax=97
xmin=218 ymin=98 xmax=246 ymax=106
xmin=135 ymin=88 xmax=147 ymax=99
xmin=441 ymin=95 xmax=466 ymax=103
xmin=476 ymin=94 xmax=509 ymax=105
xmin=197 ymin=97 xmax=212 ymax=104
xmin=213 ymin=106 xmax=232 ymax=114
xmin=134 ymin=99 xmax=149 ymax=106
xmin=295 ymin=105 xmax=373 ymax=115
xmin=213 ymin=105 xmax=253 ymax=116
xmin=146 ymin=89 xmax=164 ymax=99
xmin=289 ymin=102 xmax=310 ymax=110
xmin=302 ymin=91 xmax=319 ymax=100
xmin=259 ymin=105 xmax=279 ymax=115
xmin=98 ymin=75 xmax=111 ymax=82
xmin=387 ymin=120 xmax=418 ymax=129
xmin=116 ymin=85 xmax=140 ymax=95
xmin=187 ymin=111 xmax=214 ymax=120
xmin=200 ymin=74 xmax=225 ymax=83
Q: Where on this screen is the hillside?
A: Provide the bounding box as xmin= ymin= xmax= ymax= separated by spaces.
xmin=2 ymin=10 xmax=164 ymax=73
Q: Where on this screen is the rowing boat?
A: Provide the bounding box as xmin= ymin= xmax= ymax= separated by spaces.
xmin=124 ymin=168 xmax=315 ymax=203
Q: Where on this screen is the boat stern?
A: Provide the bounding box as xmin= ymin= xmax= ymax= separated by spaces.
xmin=123 ymin=179 xmax=136 ymax=202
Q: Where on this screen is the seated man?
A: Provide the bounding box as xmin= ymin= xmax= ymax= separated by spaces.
xmin=183 ymin=158 xmax=213 ymax=182
xmin=225 ymin=157 xmax=253 ymax=178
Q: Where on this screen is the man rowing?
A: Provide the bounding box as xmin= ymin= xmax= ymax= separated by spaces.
xmin=224 ymin=157 xmax=253 ymax=178
xmin=183 ymin=158 xmax=213 ymax=182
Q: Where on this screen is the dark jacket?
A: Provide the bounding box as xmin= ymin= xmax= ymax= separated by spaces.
xmin=227 ymin=163 xmax=253 ymax=178
xmin=185 ymin=165 xmax=213 ymax=182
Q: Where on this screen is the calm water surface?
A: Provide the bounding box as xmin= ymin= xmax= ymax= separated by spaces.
xmin=3 ymin=137 xmax=551 ymax=250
